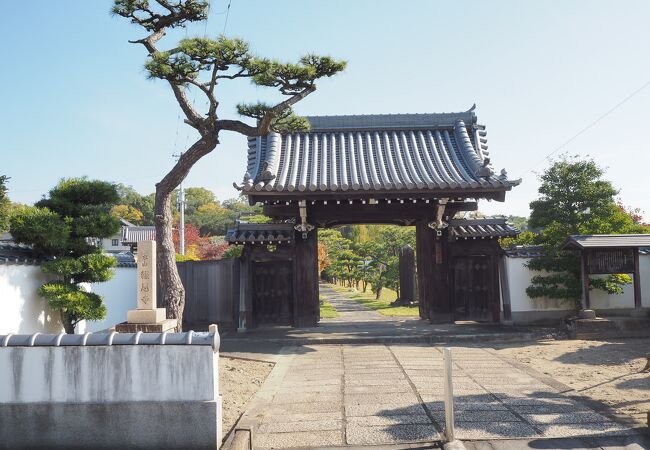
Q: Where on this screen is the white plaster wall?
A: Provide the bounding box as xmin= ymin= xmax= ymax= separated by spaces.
xmin=0 ymin=265 xmax=64 ymax=335
xmin=641 ymin=255 xmax=650 ymax=308
xmin=504 ymin=257 xmax=571 ymax=312
xmin=85 ymin=267 xmax=136 ymax=332
xmin=0 ymin=345 xmax=218 ymax=403
xmin=504 ymin=255 xmax=650 ymax=313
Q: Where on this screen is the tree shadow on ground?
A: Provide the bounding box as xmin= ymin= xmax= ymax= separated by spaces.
xmin=375 ymin=391 xmax=636 ymax=442
xmin=524 ymin=434 xmax=650 ymax=449
xmin=219 ymin=340 xmax=315 ymax=361
xmin=547 ymin=339 xmax=648 ymax=366
xmin=616 ymin=376 xmax=650 ymax=390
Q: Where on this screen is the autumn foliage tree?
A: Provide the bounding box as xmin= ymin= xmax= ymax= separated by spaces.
xmin=173 ymin=222 xmax=228 ymax=260
xmin=113 ymin=0 xmax=346 ymax=328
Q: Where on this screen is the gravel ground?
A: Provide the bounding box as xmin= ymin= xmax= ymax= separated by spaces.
xmin=492 ymin=338 xmax=650 ymax=424
xmin=219 ymin=356 xmax=274 ymax=442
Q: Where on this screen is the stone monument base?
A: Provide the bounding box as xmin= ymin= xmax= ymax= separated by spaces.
xmin=115 ymin=319 xmax=177 ymax=333
xmin=566 ymin=315 xmax=650 ymax=339
xmin=127 ymin=307 xmax=167 ymax=323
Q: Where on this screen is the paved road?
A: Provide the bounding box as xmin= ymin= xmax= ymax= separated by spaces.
xmin=241 ymin=343 xmax=640 ymax=448
xmin=232 ymin=286 xmax=645 ymax=449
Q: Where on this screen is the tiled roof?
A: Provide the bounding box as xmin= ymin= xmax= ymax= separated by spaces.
xmin=0 ymin=240 xmax=42 ymax=265
xmin=506 ymin=244 xmax=650 ymax=258
xmin=505 ymin=245 xmax=545 ymax=258
xmin=237 ymin=108 xmax=520 ymax=196
xmin=562 ymin=234 xmax=650 ymax=250
xmin=449 ymin=218 xmax=519 ymax=240
xmin=225 ymin=221 xmax=294 ymax=245
xmin=0 ymin=331 xmax=219 ymax=349
xmin=121 ymin=226 xmax=155 ymax=245
xmin=114 ymin=251 xmax=137 ymax=268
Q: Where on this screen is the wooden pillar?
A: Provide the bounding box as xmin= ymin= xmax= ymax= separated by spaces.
xmin=633 ymin=248 xmax=642 ymax=311
xmin=237 ymin=252 xmax=252 ymax=331
xmin=580 ymin=251 xmax=591 ymax=310
xmin=416 ymin=222 xmax=433 ymax=320
xmin=490 ymin=252 xmax=501 ymax=323
xmin=499 ymin=255 xmax=512 ymax=322
xmin=416 ymin=222 xmax=452 ymax=324
xmin=432 ymin=233 xmax=452 ymax=323
xmin=293 ymin=228 xmax=319 ymax=327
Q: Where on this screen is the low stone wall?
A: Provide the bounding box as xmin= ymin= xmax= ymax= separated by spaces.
xmin=0 ymin=331 xmax=222 ymax=449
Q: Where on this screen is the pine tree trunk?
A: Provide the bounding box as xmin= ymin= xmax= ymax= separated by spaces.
xmin=153 ymin=136 xmax=217 ymax=332
xmin=155 ymin=189 xmax=185 ymax=331
xmin=61 ymin=312 xmax=75 ymax=334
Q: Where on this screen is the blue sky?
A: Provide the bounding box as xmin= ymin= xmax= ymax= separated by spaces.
xmin=3 ymin=1 xmax=650 ymax=218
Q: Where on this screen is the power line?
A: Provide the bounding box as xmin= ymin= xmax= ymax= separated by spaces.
xmin=222 ymin=0 xmax=232 ymax=34
xmin=518 ymin=78 xmax=650 ymax=178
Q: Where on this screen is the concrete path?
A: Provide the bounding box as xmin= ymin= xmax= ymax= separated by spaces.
xmin=320 ymin=284 xmax=389 ymax=323
xmin=240 ymin=344 xmax=640 ymax=449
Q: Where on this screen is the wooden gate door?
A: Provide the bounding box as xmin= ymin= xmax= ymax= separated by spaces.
xmin=452 ymin=255 xmax=493 ymax=321
xmin=252 ymin=260 xmax=294 ymax=326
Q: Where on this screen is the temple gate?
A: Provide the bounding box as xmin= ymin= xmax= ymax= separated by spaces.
xmin=229 ymin=107 xmax=520 ymax=327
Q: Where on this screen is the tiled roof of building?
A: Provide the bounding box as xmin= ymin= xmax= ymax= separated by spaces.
xmin=449 ymin=218 xmax=519 ymax=240
xmin=237 ymin=108 xmax=520 ymax=196
xmin=114 ymin=252 xmax=137 ymax=268
xmin=0 ymin=235 xmax=137 ymax=267
xmin=121 ymin=226 xmax=155 ymax=245
xmin=225 ymin=221 xmax=294 ymax=245
xmin=0 ymin=240 xmax=42 ymax=265
xmin=504 ymin=245 xmax=545 ymax=258
xmin=562 ymin=234 xmax=650 ymax=250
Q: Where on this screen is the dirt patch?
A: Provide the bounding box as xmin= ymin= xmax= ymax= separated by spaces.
xmin=219 ymin=356 xmax=274 ymax=441
xmin=492 ymin=338 xmax=650 ymax=423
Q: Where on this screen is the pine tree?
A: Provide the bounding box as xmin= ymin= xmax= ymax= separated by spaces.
xmin=112 ymin=0 xmax=346 ymax=328
xmin=10 ymin=179 xmax=121 ymax=333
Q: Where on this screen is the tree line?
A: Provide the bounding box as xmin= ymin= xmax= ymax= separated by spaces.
xmin=319 ymin=225 xmax=415 ymax=301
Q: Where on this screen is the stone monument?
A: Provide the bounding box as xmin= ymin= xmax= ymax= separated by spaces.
xmin=398 ymin=244 xmax=417 ymax=305
xmin=116 ymin=240 xmax=177 ymax=332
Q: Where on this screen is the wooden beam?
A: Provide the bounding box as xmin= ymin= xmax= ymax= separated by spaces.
xmin=263 ymin=202 xmax=478 ymax=225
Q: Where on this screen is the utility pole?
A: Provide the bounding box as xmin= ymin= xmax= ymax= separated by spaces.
xmin=173 ymin=152 xmax=186 ymax=255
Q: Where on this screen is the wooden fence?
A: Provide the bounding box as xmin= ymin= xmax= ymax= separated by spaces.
xmin=174 ymin=258 xmax=240 ymax=330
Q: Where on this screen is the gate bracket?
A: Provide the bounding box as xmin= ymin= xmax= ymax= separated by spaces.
xmin=428 ymin=198 xmax=449 ymax=237
xmin=294 ymin=200 xmax=314 ymax=239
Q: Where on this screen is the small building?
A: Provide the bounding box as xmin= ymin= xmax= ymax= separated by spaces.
xmin=100 ymin=218 xmax=134 ymax=254
xmin=100 ymin=218 xmax=156 ymax=254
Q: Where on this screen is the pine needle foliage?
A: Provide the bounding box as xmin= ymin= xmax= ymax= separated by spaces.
xmin=10 ymin=179 xmax=121 ymax=333
xmin=112 ymin=0 xmax=346 ymax=324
